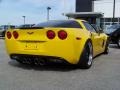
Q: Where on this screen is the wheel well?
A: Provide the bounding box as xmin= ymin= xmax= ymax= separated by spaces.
xmin=78 ymin=38 xmax=93 ymax=69
xmin=78 ymin=38 xmax=92 ymax=60
xmin=85 ymin=39 xmax=93 ymax=54
xmin=86 ymin=39 xmax=92 ymax=45
xmin=117 ymin=35 xmax=120 ymax=39
xmin=80 ymin=39 xmax=93 ymax=56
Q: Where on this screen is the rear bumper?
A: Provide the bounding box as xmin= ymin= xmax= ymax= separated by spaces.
xmin=5 ymin=39 xmax=83 ymax=64
xmin=7 ymin=48 xmax=78 ymax=64
xmin=10 ymin=54 xmax=72 ymax=65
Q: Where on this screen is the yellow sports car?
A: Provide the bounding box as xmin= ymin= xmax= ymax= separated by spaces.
xmin=5 ymin=19 xmax=109 ymax=69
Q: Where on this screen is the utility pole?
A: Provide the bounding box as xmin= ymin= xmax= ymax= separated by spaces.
xmin=47 ymin=7 xmax=51 ymax=21
xmin=22 ymin=16 xmax=26 ymax=24
xmin=113 ymin=0 xmax=116 ymax=24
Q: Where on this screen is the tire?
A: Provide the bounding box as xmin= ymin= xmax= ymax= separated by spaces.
xmin=78 ymin=41 xmax=93 ymax=69
xmin=2 ymin=31 xmax=5 ymax=37
xmin=104 ymin=39 xmax=109 ymax=54
xmin=117 ymin=37 xmax=120 ymax=48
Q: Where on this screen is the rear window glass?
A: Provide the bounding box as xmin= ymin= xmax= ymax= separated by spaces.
xmin=34 ymin=20 xmax=82 ymax=28
xmin=17 ymin=24 xmax=34 ymax=28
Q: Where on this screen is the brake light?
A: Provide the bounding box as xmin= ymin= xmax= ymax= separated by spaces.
xmin=47 ymin=30 xmax=56 ymax=39
xmin=13 ymin=31 xmax=19 ymax=39
xmin=58 ymin=30 xmax=67 ymax=40
xmin=7 ymin=31 xmax=12 ymax=39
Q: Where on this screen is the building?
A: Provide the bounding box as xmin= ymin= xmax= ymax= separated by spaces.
xmin=76 ymin=0 xmax=120 ymax=26
xmin=76 ymin=0 xmax=94 ymax=12
xmin=66 ymin=0 xmax=104 ymax=29
xmin=75 ymin=0 xmax=120 ymax=28
xmin=94 ymin=0 xmax=120 ymax=27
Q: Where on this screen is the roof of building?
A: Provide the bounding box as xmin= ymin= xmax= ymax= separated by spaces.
xmin=65 ymin=12 xmax=104 ymax=18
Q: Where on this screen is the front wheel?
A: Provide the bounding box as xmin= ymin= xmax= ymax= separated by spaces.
xmin=117 ymin=37 xmax=120 ymax=48
xmin=78 ymin=41 xmax=93 ymax=69
xmin=104 ymin=39 xmax=109 ymax=54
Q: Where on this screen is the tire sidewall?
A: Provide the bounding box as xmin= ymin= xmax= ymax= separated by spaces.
xmin=104 ymin=39 xmax=109 ymax=54
xmin=78 ymin=41 xmax=93 ymax=69
xmin=117 ymin=37 xmax=120 ymax=48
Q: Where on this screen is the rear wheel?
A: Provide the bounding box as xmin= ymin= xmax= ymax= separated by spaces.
xmin=117 ymin=37 xmax=120 ymax=48
xmin=104 ymin=39 xmax=109 ymax=54
xmin=78 ymin=41 xmax=93 ymax=69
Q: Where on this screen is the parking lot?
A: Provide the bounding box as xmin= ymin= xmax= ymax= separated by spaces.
xmin=0 ymin=39 xmax=120 ymax=90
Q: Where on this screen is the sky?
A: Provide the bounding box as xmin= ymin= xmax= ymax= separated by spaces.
xmin=94 ymin=0 xmax=120 ymax=17
xmin=0 ymin=0 xmax=75 ymax=25
xmin=0 ymin=0 xmax=120 ymax=25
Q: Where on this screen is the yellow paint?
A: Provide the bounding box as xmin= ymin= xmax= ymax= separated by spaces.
xmin=5 ymin=19 xmax=108 ymax=64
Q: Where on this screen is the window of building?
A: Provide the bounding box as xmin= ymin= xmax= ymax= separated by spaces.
xmin=105 ymin=18 xmax=112 ymax=22
xmin=112 ymin=18 xmax=118 ymax=22
xmin=105 ymin=23 xmax=111 ymax=25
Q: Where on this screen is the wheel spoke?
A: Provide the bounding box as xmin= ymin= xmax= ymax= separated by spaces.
xmin=87 ymin=43 xmax=93 ymax=66
xmin=118 ymin=39 xmax=120 ymax=45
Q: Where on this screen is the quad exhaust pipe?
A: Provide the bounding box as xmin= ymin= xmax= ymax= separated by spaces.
xmin=20 ymin=57 xmax=46 ymax=65
xmin=10 ymin=55 xmax=66 ymax=65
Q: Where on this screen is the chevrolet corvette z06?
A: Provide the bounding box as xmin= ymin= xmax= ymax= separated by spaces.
xmin=5 ymin=19 xmax=109 ymax=69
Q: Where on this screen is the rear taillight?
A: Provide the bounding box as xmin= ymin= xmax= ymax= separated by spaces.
xmin=7 ymin=31 xmax=12 ymax=39
xmin=13 ymin=31 xmax=19 ymax=39
xmin=58 ymin=30 xmax=67 ymax=40
xmin=47 ymin=30 xmax=56 ymax=39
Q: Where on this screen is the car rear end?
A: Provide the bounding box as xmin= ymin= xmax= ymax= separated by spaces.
xmin=5 ymin=20 xmax=88 ymax=65
xmin=5 ymin=27 xmax=85 ymax=64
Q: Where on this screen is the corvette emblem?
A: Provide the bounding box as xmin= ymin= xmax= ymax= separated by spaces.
xmin=27 ymin=32 xmax=34 ymax=35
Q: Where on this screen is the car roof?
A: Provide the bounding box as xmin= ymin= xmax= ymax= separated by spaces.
xmin=43 ymin=19 xmax=86 ymax=22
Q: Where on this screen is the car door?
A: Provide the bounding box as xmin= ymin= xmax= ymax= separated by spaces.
xmin=82 ymin=22 xmax=102 ymax=56
xmin=98 ymin=32 xmax=107 ymax=52
xmin=94 ymin=26 xmax=107 ymax=52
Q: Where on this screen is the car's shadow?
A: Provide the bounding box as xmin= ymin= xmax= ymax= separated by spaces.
xmin=8 ymin=60 xmax=82 ymax=72
xmin=8 ymin=44 xmax=119 ymax=71
xmin=109 ymin=44 xmax=120 ymax=49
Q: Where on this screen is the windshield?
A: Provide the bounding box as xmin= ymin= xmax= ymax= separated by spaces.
xmin=106 ymin=24 xmax=120 ymax=33
xmin=108 ymin=24 xmax=120 ymax=29
xmin=34 ymin=20 xmax=82 ymax=28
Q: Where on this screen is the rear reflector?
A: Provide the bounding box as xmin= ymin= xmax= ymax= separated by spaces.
xmin=7 ymin=31 xmax=12 ymax=39
xmin=58 ymin=30 xmax=67 ymax=40
xmin=13 ymin=31 xmax=19 ymax=39
xmin=47 ymin=30 xmax=56 ymax=39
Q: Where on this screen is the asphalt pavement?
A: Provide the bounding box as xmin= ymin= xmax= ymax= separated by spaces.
xmin=0 ymin=39 xmax=120 ymax=90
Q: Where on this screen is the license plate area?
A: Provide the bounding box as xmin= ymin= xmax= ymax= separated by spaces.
xmin=25 ymin=41 xmax=38 ymax=50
